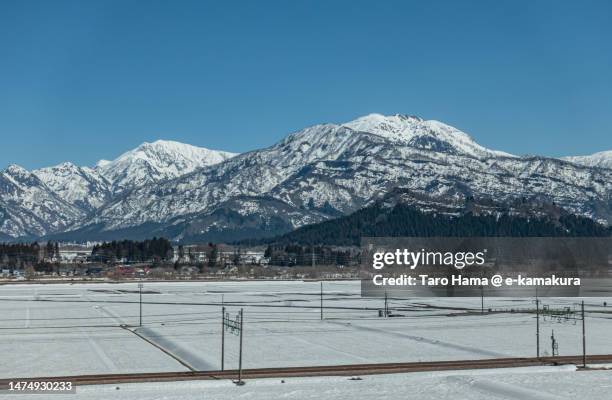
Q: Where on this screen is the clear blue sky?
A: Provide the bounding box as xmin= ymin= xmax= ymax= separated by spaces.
xmin=1 ymin=0 xmax=611 ymax=169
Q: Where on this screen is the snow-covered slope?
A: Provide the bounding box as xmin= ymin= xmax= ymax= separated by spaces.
xmin=96 ymin=140 xmax=237 ymax=192
xmin=563 ymin=150 xmax=612 ymax=170
xmin=0 ymin=165 xmax=84 ymax=238
xmin=33 ymin=162 xmax=111 ymax=211
xmin=343 ymin=114 xmax=515 ymax=159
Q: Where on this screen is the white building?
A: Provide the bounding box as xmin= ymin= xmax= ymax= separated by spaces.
xmin=58 ymin=244 xmax=94 ymax=263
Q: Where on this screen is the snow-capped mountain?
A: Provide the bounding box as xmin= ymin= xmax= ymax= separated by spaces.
xmin=33 ymin=162 xmax=112 ymax=211
xmin=61 ymin=114 xmax=612 ymax=242
xmin=563 ymin=150 xmax=612 ymax=170
xmin=0 ymin=165 xmax=84 ymax=238
xmin=1 ymin=140 xmax=236 ymax=239
xmin=2 ymin=114 xmax=611 ymax=242
xmin=342 ymin=114 xmax=515 ymax=159
xmin=95 ymin=140 xmax=237 ymax=192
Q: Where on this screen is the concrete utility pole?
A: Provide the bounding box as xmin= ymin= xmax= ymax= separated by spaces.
xmin=320 ymin=281 xmax=323 ymax=320
xmin=535 ymin=299 xmax=540 ymax=358
xmin=237 ymin=308 xmax=244 ymax=385
xmin=221 ymin=306 xmax=225 ymax=371
xmin=582 ymin=300 xmax=586 ymax=368
xmin=384 ymin=291 xmax=388 ymax=317
xmin=138 ymin=282 xmax=143 ymax=327
xmin=480 ymin=285 xmax=484 ymax=314
xmin=311 ymin=246 xmax=315 ymax=268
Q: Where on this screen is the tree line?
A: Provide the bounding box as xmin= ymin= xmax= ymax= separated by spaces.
xmin=264 ymin=244 xmax=359 ymax=266
xmin=0 ymin=241 xmax=61 ymax=272
xmin=91 ymin=237 xmax=174 ymax=262
xmin=0 ymin=242 xmax=41 ymax=268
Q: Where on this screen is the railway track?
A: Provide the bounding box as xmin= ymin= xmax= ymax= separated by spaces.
xmin=1 ymin=354 xmax=611 ymax=387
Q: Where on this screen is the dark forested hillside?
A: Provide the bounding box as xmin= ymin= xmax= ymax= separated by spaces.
xmin=258 ymin=201 xmax=611 ymax=246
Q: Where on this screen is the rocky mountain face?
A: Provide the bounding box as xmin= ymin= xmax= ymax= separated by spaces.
xmin=0 ymin=165 xmax=84 ymax=238
xmin=32 ymin=162 xmax=112 ymax=211
xmin=1 ymin=114 xmax=611 ymax=242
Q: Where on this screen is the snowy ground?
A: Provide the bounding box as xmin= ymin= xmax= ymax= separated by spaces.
xmin=1 ymin=281 xmax=612 ymax=379
xmin=5 ymin=366 xmax=612 ymax=400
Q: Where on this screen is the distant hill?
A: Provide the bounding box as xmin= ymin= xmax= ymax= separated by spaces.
xmin=256 ymin=190 xmax=611 ymax=246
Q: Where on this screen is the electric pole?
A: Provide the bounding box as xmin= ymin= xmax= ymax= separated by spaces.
xmin=480 ymin=285 xmax=484 ymax=314
xmin=582 ymin=300 xmax=586 ymax=368
xmin=311 ymin=246 xmax=315 ymax=268
xmin=222 ymin=308 xmax=245 ymax=385
xmin=536 ymin=298 xmax=540 ymax=358
xmin=320 ymin=281 xmax=323 ymax=320
xmin=221 ymin=306 xmax=225 ymax=371
xmin=138 ymin=282 xmax=143 ymax=327
xmin=384 ymin=291 xmax=388 ymax=317
xmin=238 ymin=308 xmax=244 ymax=385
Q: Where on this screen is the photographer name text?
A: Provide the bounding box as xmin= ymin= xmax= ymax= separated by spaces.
xmin=372 ymin=274 xmax=581 ymax=287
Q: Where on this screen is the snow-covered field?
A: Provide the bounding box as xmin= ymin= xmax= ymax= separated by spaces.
xmin=1 ymin=281 xmax=612 ymax=379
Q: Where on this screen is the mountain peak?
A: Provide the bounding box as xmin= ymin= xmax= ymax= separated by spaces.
xmin=95 ymin=159 xmax=111 ymax=168
xmin=137 ymin=139 xmax=188 ymax=150
xmin=96 ymin=139 xmax=238 ymax=191
xmin=395 ymin=113 xmax=424 ymax=121
xmin=342 ymin=113 xmax=514 ymax=159
xmin=130 ymin=139 xmax=237 ymax=159
xmin=55 ymin=161 xmax=78 ymax=170
xmin=4 ymin=164 xmax=30 ymax=176
xmin=2 ymin=164 xmax=47 ymax=192
xmin=342 ymin=113 xmax=421 ymax=134
xmin=351 ymin=112 xmax=423 ymax=123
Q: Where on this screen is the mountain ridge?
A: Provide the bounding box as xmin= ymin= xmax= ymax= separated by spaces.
xmin=1 ymin=114 xmax=611 ymax=242
xmin=563 ymin=150 xmax=612 ymax=170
